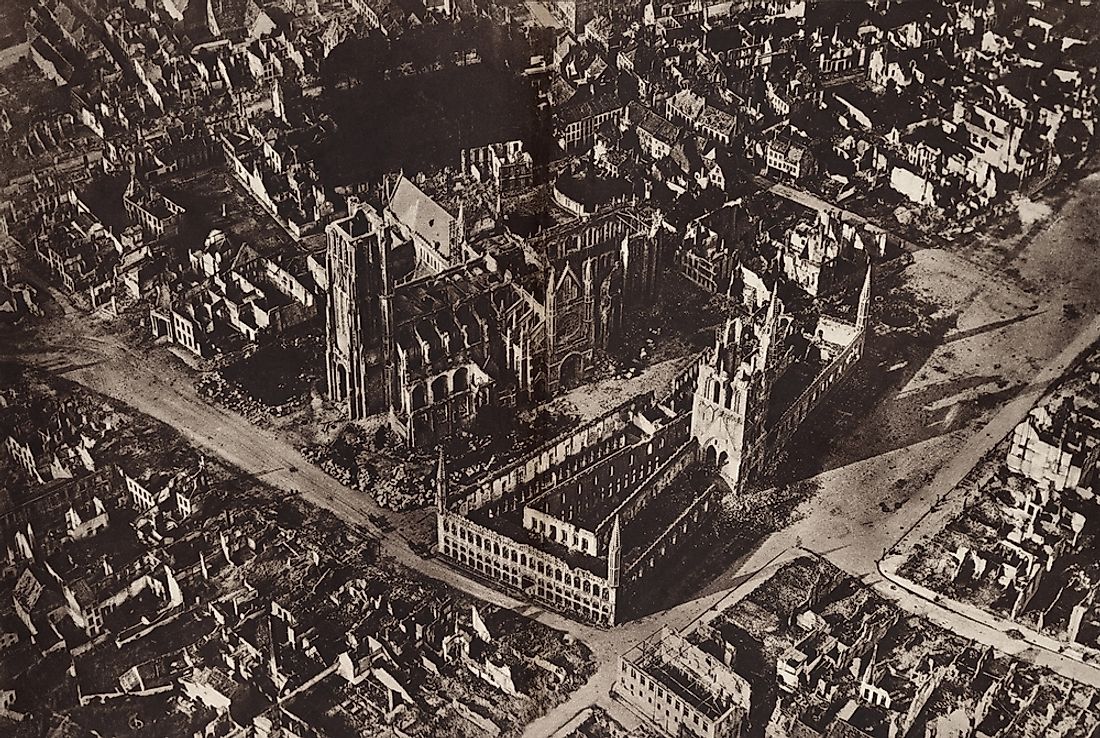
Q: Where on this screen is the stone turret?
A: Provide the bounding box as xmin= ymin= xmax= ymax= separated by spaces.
xmin=435 ymin=446 xmax=448 ymax=514
xmin=607 ymin=515 xmax=622 ymax=589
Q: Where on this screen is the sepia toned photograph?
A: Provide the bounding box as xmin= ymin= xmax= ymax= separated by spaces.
xmin=0 ymin=0 xmax=1098 ymax=736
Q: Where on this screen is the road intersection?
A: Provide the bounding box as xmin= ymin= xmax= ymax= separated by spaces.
xmin=6 ymin=170 xmax=1100 ymax=733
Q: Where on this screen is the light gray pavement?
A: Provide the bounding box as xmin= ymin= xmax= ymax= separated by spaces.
xmin=5 ymin=170 xmax=1100 ymax=734
xmin=523 ymin=548 xmax=803 ymax=738
xmin=872 ymin=313 xmax=1100 ymax=687
xmin=875 ymin=567 xmax=1100 ymax=685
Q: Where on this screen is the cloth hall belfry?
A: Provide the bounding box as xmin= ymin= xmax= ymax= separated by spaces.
xmin=431 ymin=255 xmax=872 ymax=627
xmin=691 ymin=264 xmax=870 ymax=490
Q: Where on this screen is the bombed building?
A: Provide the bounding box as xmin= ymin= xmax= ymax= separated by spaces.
xmin=325 ymin=176 xmax=663 ymax=446
xmin=435 ymin=265 xmax=872 ymax=625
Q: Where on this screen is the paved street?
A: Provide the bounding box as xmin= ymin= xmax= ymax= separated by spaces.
xmin=5 ymin=169 xmax=1100 ymax=732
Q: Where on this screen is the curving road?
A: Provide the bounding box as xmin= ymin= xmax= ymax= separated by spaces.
xmin=5 ymin=167 xmax=1100 ymax=735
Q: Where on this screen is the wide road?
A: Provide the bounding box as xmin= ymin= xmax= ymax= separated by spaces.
xmin=4 ymin=321 xmax=607 ymax=639
xmin=6 ymin=167 xmax=1100 ymax=732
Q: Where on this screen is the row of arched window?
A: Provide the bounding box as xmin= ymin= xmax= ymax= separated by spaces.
xmin=441 ymin=519 xmax=611 ymax=602
xmin=706 ymin=376 xmax=745 ymax=412
xmin=408 ymin=366 xmax=471 ymax=410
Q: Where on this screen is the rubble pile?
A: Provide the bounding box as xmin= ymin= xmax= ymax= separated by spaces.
xmin=197 ymin=371 xmax=307 ymax=425
xmin=196 ymin=373 xmax=269 ymax=425
xmin=719 ymin=478 xmax=819 ymax=536
xmin=0 ymin=369 xmax=596 ymax=738
xmin=301 ymin=427 xmax=434 ymax=511
xmin=373 ymin=464 xmax=433 ymax=511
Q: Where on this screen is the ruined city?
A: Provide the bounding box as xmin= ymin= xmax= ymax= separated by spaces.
xmin=0 ymin=0 xmax=1098 ymax=736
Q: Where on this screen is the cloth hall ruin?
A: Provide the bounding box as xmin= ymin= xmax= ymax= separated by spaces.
xmin=435 ymin=263 xmax=872 ymax=626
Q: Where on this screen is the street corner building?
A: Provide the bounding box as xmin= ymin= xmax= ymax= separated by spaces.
xmin=618 ymin=626 xmax=752 ymax=738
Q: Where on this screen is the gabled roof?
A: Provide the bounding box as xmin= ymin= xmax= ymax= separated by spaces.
xmin=387 ymin=176 xmax=456 ymax=257
xmin=630 ymin=102 xmax=682 ymax=145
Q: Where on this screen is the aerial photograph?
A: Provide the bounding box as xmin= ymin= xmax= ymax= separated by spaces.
xmin=0 ymin=0 xmax=1098 ymax=736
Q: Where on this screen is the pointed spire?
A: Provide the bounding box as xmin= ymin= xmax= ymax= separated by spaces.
xmin=764 ymin=285 xmax=779 ymax=333
xmin=435 ymin=446 xmax=448 ymax=514
xmin=758 ymin=287 xmax=781 ymax=367
xmin=724 ymin=251 xmax=746 ymax=305
xmin=607 ymin=515 xmax=622 ymax=589
xmin=856 ymin=261 xmax=872 ymax=331
xmin=125 ymin=158 xmax=138 ymax=197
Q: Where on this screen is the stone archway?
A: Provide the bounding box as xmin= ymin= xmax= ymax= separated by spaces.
xmin=431 ymin=374 xmax=449 ymax=403
xmin=334 ymin=363 xmax=349 ymax=402
xmin=704 ymin=444 xmax=717 ymax=467
xmin=560 ymin=353 xmax=583 ymax=390
xmin=453 ymin=366 xmax=469 ymax=392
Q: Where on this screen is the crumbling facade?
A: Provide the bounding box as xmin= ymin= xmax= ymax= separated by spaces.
xmin=434 ymin=378 xmax=710 ymax=626
xmin=618 ymin=626 xmax=751 ymax=738
xmin=435 ymin=267 xmax=872 ymax=625
xmin=694 ymin=266 xmax=871 ymax=489
xmin=325 ymin=182 xmax=663 ymax=446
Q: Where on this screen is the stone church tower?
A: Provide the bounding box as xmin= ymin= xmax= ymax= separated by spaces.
xmin=325 ymin=200 xmax=394 ymax=420
xmin=690 ymin=294 xmax=781 ymax=490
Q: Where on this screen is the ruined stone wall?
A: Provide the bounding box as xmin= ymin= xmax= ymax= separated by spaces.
xmin=759 ymin=323 xmax=866 ymax=471
xmin=607 ymin=433 xmax=696 ymax=532
xmin=624 ymin=480 xmax=721 ymax=584
xmin=437 ymin=511 xmax=617 ymax=625
xmin=528 ymin=414 xmax=692 ymax=532
xmin=454 ymin=392 xmax=655 ymax=516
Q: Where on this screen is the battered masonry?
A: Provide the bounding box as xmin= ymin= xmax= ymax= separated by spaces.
xmin=618 ymin=626 xmax=751 ymax=738
xmin=325 ymin=176 xmax=663 ymax=446
xmin=435 ymin=266 xmax=872 ymax=626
